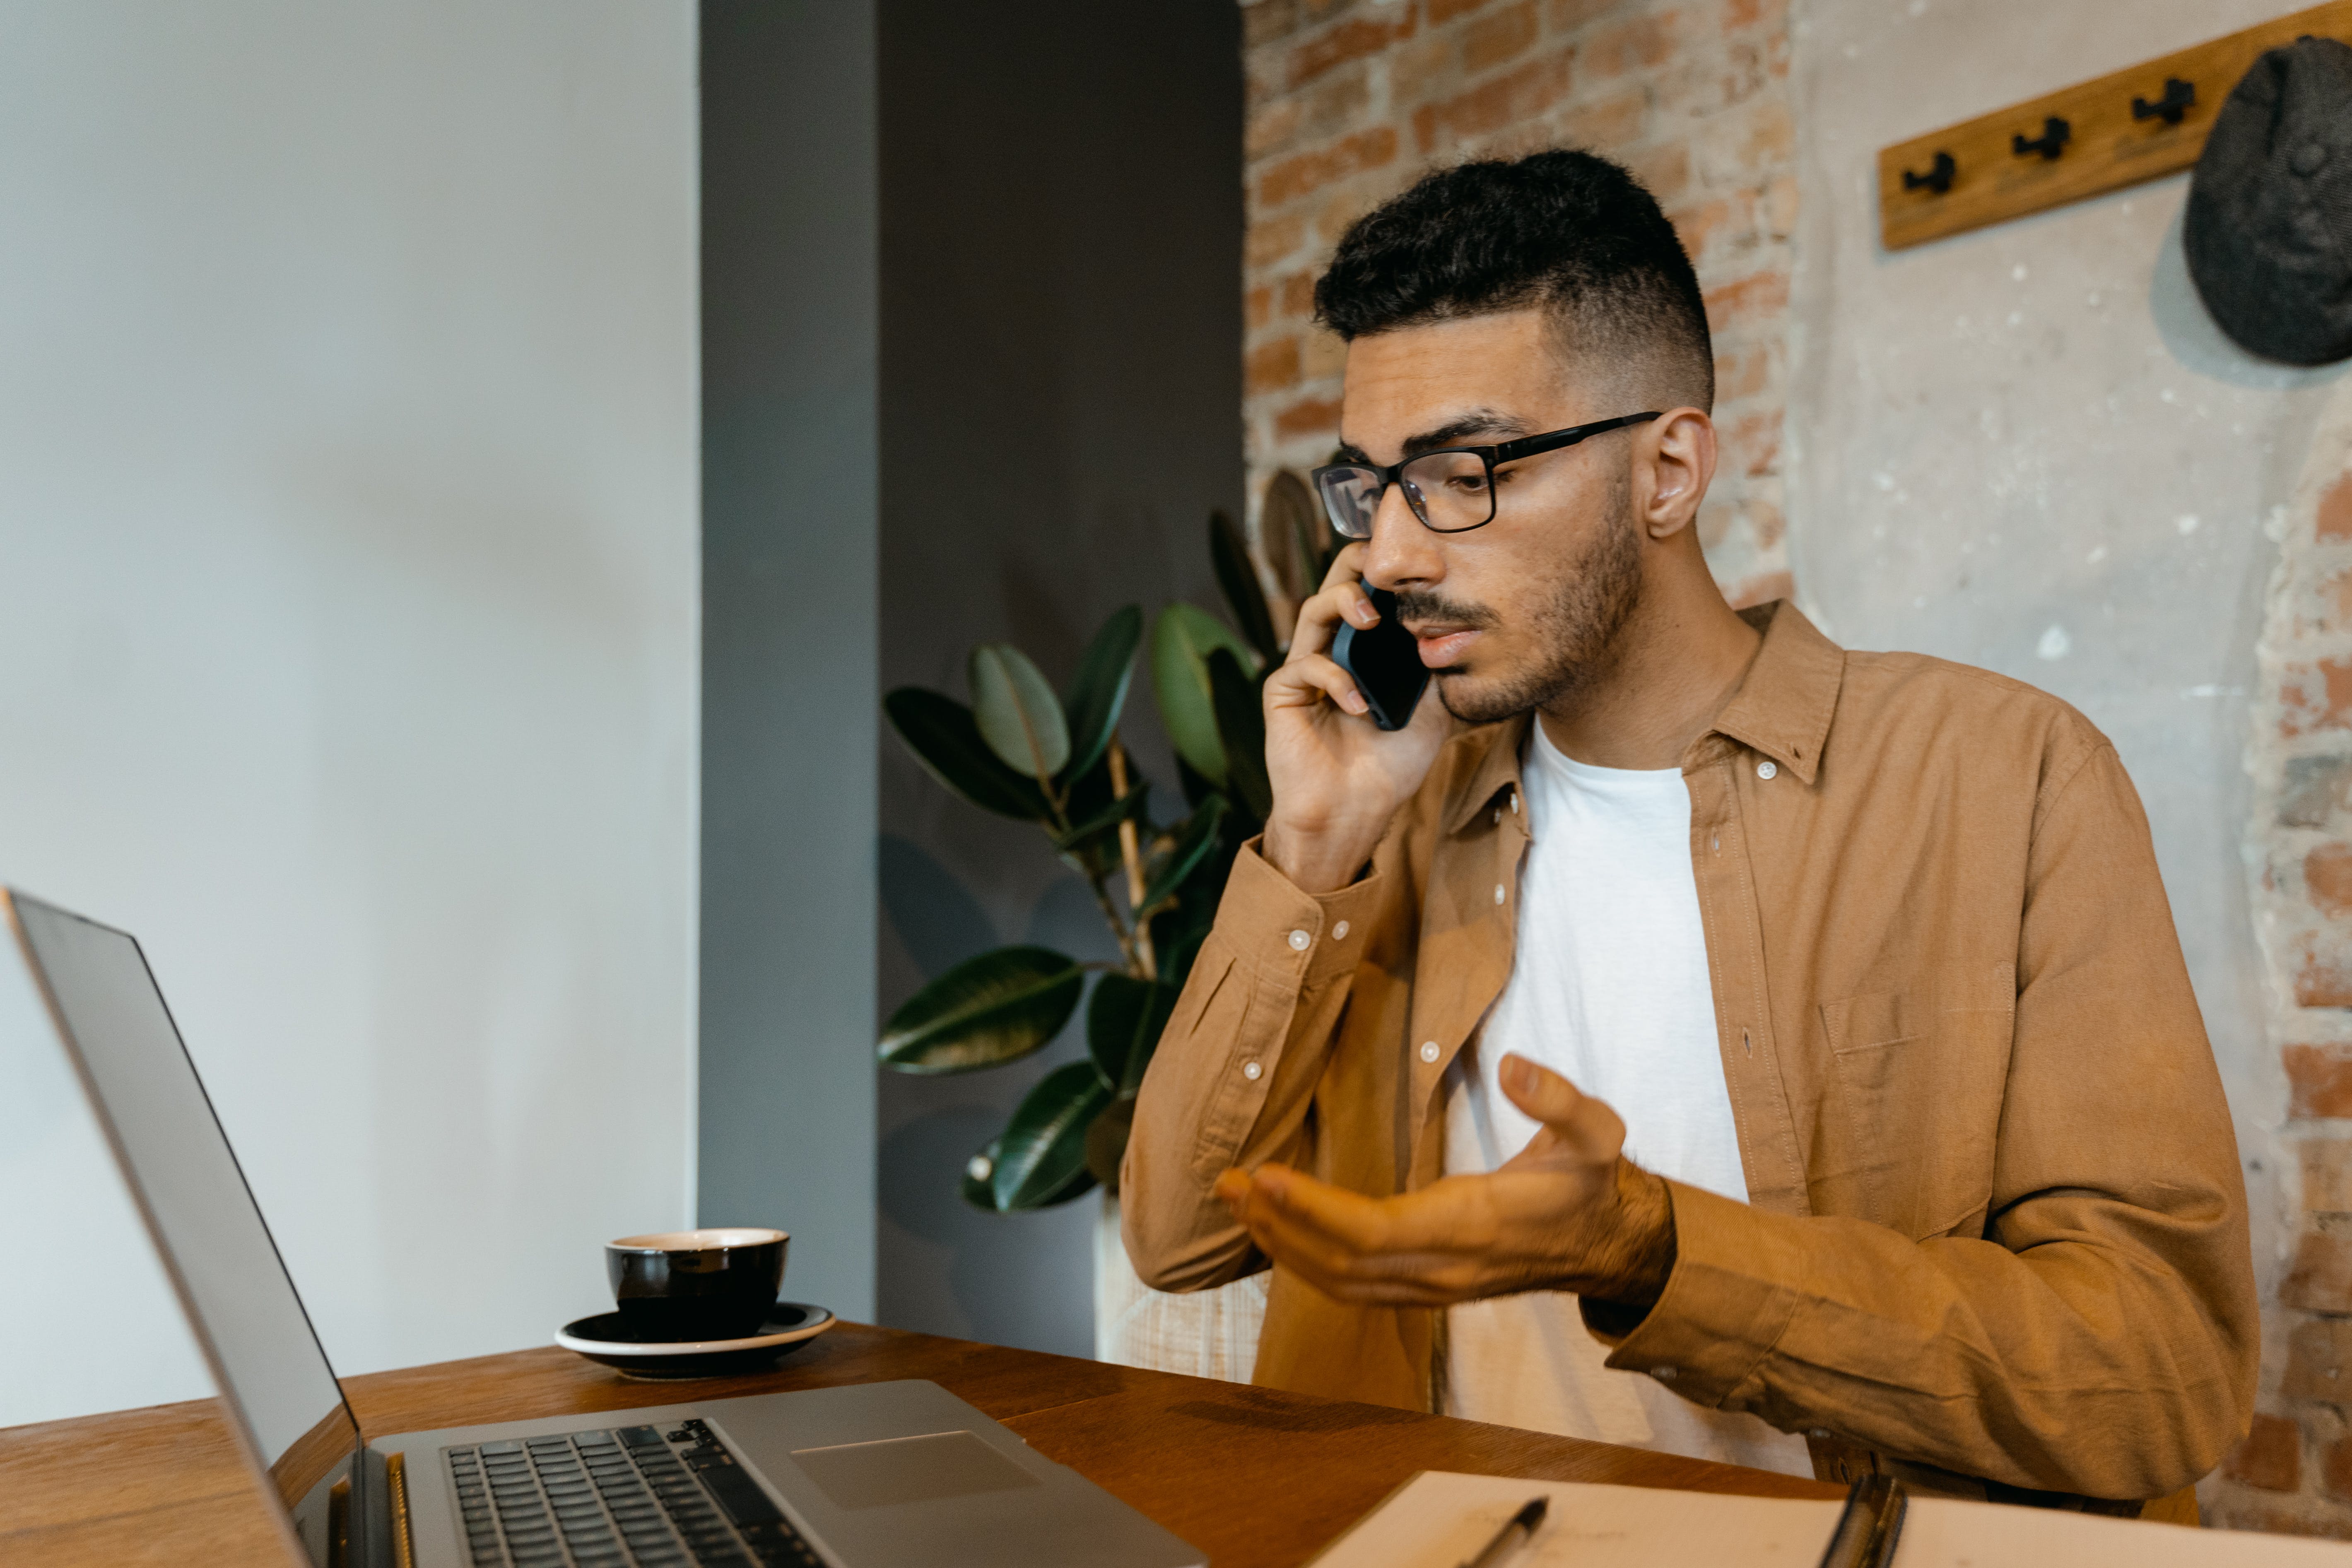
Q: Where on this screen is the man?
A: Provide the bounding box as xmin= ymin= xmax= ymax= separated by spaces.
xmin=1120 ymin=150 xmax=2254 ymax=1514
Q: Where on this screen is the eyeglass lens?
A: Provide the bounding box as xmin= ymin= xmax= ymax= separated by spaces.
xmin=1318 ymin=451 xmax=1496 ymax=538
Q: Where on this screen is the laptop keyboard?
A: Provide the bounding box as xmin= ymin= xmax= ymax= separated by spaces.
xmin=445 ymin=1418 xmax=826 ymax=1568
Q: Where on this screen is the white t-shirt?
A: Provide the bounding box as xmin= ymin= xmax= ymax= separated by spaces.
xmin=1441 ymin=720 xmax=1811 ymax=1477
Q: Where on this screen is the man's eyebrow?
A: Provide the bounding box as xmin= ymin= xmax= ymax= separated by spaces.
xmin=1403 ymin=410 xmax=1527 ymax=455
xmin=1333 ymin=409 xmax=1531 ymax=467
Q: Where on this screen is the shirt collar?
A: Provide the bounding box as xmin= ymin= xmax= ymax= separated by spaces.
xmin=1441 ymin=712 xmax=1535 ymax=836
xmin=1702 ymin=600 xmax=1843 ymax=786
xmin=1439 ymin=600 xmax=1844 ymax=834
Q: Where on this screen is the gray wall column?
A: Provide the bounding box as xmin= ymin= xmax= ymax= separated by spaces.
xmin=700 ymin=0 xmax=880 ymax=1321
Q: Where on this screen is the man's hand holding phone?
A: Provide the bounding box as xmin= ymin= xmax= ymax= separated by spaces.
xmin=1260 ymin=544 xmax=1452 ymax=894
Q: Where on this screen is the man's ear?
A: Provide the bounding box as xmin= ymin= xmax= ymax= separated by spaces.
xmin=1633 ymin=408 xmax=1717 ymax=542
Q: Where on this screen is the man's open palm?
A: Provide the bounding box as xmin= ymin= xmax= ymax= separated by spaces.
xmin=1212 ymin=1055 xmax=1675 ymax=1308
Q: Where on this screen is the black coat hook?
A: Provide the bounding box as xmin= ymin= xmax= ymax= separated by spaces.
xmin=2012 ymin=116 xmax=2071 ymax=160
xmin=2132 ymin=77 xmax=2196 ymax=126
xmin=1902 ymin=151 xmax=1957 ymax=195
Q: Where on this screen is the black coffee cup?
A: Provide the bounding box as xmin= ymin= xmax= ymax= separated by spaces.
xmin=605 ymin=1228 xmax=788 ymax=1342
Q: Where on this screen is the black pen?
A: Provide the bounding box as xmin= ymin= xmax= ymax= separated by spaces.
xmin=1459 ymin=1496 xmax=1547 ymax=1568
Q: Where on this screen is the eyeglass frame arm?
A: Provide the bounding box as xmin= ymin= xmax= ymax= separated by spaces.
xmin=1485 ymin=409 xmax=1661 ymax=467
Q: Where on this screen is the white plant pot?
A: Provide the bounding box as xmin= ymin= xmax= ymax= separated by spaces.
xmin=1093 ymin=1190 xmax=1268 ymax=1379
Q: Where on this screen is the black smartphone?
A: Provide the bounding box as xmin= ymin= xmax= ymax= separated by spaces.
xmin=1330 ymin=586 xmax=1430 ymax=732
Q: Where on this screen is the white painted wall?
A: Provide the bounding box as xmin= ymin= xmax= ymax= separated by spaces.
xmin=0 ymin=2 xmax=698 ymax=1426
xmin=1788 ymin=0 xmax=2348 ymax=1403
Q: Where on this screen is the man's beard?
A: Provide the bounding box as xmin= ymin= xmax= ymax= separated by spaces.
xmin=1397 ymin=484 xmax=1643 ymax=726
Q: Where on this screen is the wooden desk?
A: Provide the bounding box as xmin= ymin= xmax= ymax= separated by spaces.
xmin=0 ymin=1321 xmax=1839 ymax=1566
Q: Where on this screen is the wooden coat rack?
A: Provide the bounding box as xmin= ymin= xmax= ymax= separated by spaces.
xmin=1878 ymin=1 xmax=2352 ymax=250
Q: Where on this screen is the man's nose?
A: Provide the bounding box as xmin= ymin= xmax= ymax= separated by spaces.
xmin=1362 ymin=482 xmax=1446 ymax=594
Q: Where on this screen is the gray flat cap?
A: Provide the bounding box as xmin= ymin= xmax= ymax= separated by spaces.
xmin=2186 ymin=36 xmax=2352 ymax=366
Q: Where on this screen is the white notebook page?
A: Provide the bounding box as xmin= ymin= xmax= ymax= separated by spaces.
xmin=1309 ymin=1471 xmax=2352 ymax=1568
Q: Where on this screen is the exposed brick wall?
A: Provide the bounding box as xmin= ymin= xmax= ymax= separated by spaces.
xmin=1242 ymin=8 xmax=2350 ymax=1535
xmin=1241 ymin=0 xmax=1795 ymax=607
xmin=2211 ymin=395 xmax=2352 ymax=1537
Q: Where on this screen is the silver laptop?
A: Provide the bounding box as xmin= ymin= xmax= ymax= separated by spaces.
xmin=6 ymin=889 xmax=1202 ymax=1568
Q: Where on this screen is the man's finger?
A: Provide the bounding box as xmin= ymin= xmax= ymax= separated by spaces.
xmin=1227 ymin=1186 xmax=1380 ymax=1283
xmin=1314 ymin=540 xmax=1369 ymax=596
xmin=1284 ymin=545 xmax=1374 ymax=664
xmin=1251 ymin=1164 xmax=1394 ymax=1245
xmin=1237 ymin=1199 xmax=1453 ymax=1290
xmin=1265 ymin=652 xmax=1370 ymax=717
xmin=1234 ymin=1198 xmax=1501 ymax=1304
xmin=1251 ymin=1165 xmax=1505 ymax=1258
xmin=1284 ymin=584 xmax=1350 ymax=663
xmin=1498 ymin=1053 xmax=1626 ymax=1162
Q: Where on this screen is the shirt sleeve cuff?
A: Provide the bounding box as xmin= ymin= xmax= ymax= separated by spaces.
xmin=1217 ymin=836 xmax=1385 ymax=989
xmin=1583 ymin=1180 xmax=1805 ymax=1409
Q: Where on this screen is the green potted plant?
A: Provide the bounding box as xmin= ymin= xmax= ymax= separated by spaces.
xmin=876 ymin=494 xmax=1331 ymax=1215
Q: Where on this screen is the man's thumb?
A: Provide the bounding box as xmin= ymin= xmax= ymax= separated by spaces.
xmin=1499 ymin=1053 xmax=1624 ymax=1160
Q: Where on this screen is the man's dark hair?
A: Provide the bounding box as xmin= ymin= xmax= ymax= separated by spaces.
xmin=1314 ymin=149 xmax=1714 ymax=410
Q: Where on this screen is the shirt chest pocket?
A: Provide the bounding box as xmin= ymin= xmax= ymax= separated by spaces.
xmin=1819 ymin=961 xmax=2016 ymax=1239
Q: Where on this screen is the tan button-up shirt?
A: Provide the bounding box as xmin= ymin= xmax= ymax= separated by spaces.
xmin=1121 ymin=602 xmax=2255 ymax=1504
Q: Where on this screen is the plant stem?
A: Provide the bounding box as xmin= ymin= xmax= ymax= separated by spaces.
xmin=1086 ymin=872 xmax=1142 ymax=977
xmin=1109 ymin=741 xmax=1157 ymax=981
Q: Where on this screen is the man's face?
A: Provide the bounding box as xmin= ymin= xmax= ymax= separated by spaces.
xmin=1335 ymin=308 xmax=1644 ymax=724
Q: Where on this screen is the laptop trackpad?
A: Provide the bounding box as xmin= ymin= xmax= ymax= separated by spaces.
xmin=790 ymin=1431 xmax=1044 ymax=1511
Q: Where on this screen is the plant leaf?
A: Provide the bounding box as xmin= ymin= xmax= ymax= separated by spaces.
xmin=1207 ymin=647 xmax=1272 ymax=823
xmin=1060 ymin=606 xmax=1142 ymax=783
xmin=1052 ymin=779 xmax=1151 ymax=856
xmin=884 ymin=688 xmax=1052 ymax=821
xmin=1174 ymin=751 xmax=1217 ymax=810
xmin=1049 ymin=757 xmax=1119 ymax=882
xmin=1031 ymin=1155 xmax=1102 ymax=1208
xmin=969 ymin=644 xmax=1070 ymax=780
xmin=877 ymin=946 xmax=1083 ymax=1074
xmin=1139 ymin=796 xmax=1228 ymax=915
xmin=1086 ymin=973 xmax=1179 ymax=1095
xmin=1151 ymin=902 xmax=1214 ymax=994
xmin=992 ymin=1060 xmax=1111 ymax=1210
xmin=1151 ymin=604 xmax=1257 ymax=786
xmin=1259 ymin=470 xmax=1324 ymax=608
xmin=1211 ymin=510 xmax=1281 ymax=665
xmin=1084 ymin=1096 xmax=1137 ymax=1192
xmin=1145 ymin=800 xmax=1244 ymax=988
xmin=961 ymin=1134 xmax=1005 ymax=1209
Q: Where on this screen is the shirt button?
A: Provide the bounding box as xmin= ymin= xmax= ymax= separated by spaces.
xmin=1810 ymin=1428 xmax=1831 ymax=1440
xmin=1287 ymin=929 xmax=1311 ymax=951
xmin=1419 ymin=1041 xmax=1440 ymax=1064
xmin=1494 ymin=884 xmax=1506 ymax=904
xmin=1651 ymin=1365 xmax=1679 ymax=1382
xmin=1756 ymin=760 xmax=1778 ymax=780
xmin=1333 ymin=920 xmax=1350 ymax=940
xmin=1492 ymin=807 xmax=1501 ymax=826
xmin=1241 ymin=1060 xmax=1262 ymax=1081
xmin=1509 ymin=790 xmax=1519 ymax=814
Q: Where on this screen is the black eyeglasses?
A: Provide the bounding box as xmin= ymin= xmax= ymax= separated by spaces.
xmin=1310 ymin=412 xmax=1662 ymax=538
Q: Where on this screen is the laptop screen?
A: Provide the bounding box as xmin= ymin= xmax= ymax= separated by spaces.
xmin=12 ymin=893 xmax=358 ymax=1563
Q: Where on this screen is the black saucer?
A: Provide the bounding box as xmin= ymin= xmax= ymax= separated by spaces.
xmin=555 ymin=1301 xmax=836 ymax=1380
